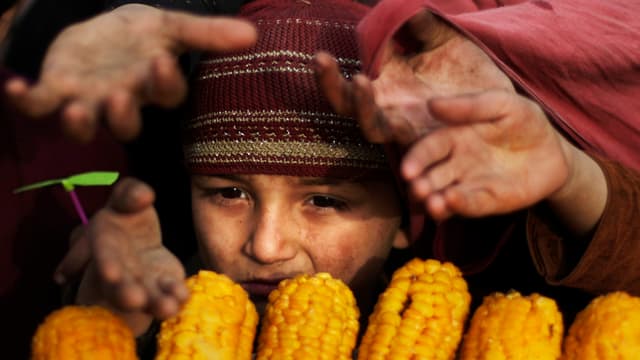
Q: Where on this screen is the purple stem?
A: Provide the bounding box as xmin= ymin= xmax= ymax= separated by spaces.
xmin=68 ymin=190 xmax=89 ymax=225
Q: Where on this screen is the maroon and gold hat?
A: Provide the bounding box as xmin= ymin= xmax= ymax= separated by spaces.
xmin=183 ymin=0 xmax=389 ymax=179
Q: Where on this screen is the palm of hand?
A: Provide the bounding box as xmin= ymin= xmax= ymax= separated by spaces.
xmin=372 ymin=26 xmax=569 ymax=219
xmin=420 ymin=98 xmax=570 ymax=218
xmin=371 ymin=32 xmax=515 ymax=147
xmin=41 ymin=5 xmax=176 ymax=108
xmin=76 ymin=204 xmax=186 ymax=324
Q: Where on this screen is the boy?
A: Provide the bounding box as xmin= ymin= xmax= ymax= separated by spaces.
xmin=66 ymin=0 xmax=410 ymax=342
xmin=58 ymin=0 xmax=640 ymax=353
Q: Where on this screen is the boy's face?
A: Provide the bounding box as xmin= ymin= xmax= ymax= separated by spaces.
xmin=190 ymin=173 xmax=408 ymax=314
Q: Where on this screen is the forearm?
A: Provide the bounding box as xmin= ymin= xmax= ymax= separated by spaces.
xmin=528 ymin=155 xmax=640 ymax=295
xmin=543 ymin=141 xmax=608 ymax=238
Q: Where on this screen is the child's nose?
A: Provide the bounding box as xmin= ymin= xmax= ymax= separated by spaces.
xmin=244 ymin=207 xmax=297 ymax=264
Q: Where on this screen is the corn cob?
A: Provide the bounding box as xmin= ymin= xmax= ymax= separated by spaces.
xmin=256 ymin=272 xmax=360 ymax=360
xmin=357 ymin=258 xmax=471 ymax=360
xmin=459 ymin=291 xmax=563 ymax=360
xmin=562 ymin=291 xmax=640 ymax=360
xmin=31 ymin=305 xmax=137 ymax=360
xmin=155 ymin=270 xmax=258 ymax=360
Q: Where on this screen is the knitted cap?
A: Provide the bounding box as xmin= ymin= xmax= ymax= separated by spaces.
xmin=183 ymin=0 xmax=389 ymax=179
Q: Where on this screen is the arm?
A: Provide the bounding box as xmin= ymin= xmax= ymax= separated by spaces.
xmin=529 ymin=156 xmax=640 ymax=295
xmin=57 ymin=177 xmax=189 ymax=335
xmin=358 ymin=0 xmax=640 ymax=172
xmin=405 ymin=90 xmax=607 ymax=238
xmin=314 ymin=10 xmax=607 ymax=239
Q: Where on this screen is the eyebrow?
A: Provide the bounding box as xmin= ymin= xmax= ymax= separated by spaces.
xmin=298 ymin=177 xmax=349 ymax=186
xmin=198 ymin=174 xmax=364 ymax=187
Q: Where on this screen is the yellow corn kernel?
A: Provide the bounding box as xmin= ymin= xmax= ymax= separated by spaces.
xmin=31 ymin=305 xmax=137 ymax=360
xmin=562 ymin=291 xmax=640 ymax=360
xmin=358 ymin=258 xmax=471 ymax=360
xmin=256 ymin=272 xmax=360 ymax=360
xmin=459 ymin=291 xmax=563 ymax=360
xmin=155 ymin=270 xmax=258 ymax=360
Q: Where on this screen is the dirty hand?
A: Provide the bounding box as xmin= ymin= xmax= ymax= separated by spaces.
xmin=4 ymin=4 xmax=257 ymax=143
xmin=315 ymin=9 xmax=514 ymax=147
xmin=401 ymin=90 xmax=573 ymax=221
xmin=66 ymin=178 xmax=188 ymax=335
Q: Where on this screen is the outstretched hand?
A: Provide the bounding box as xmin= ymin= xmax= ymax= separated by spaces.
xmin=401 ymin=90 xmax=572 ymax=221
xmin=315 ymin=9 xmax=575 ymax=221
xmin=56 ymin=178 xmax=188 ymax=335
xmin=4 ymin=4 xmax=257 ymax=143
xmin=315 ymin=10 xmax=514 ymax=147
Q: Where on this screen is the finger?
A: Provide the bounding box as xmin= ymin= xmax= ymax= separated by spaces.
xmin=146 ymin=54 xmax=188 ymax=108
xmin=352 ymin=75 xmax=392 ymax=144
xmin=60 ymin=101 xmax=99 ymax=143
xmin=108 ymin=178 xmax=156 ymax=213
xmin=425 ymin=192 xmax=453 ymax=221
xmin=443 ymin=186 xmax=496 ymax=217
xmin=91 ymin=228 xmax=148 ymax=308
xmin=164 ymin=14 xmax=257 ymax=52
xmin=428 ymin=90 xmax=514 ymax=125
xmin=54 ymin=227 xmax=91 ymax=284
xmin=401 ymin=129 xmax=453 ymax=180
xmin=105 ymin=90 xmax=143 ymax=142
xmin=108 ymin=276 xmax=148 ymax=309
xmin=148 ymin=276 xmax=188 ymax=319
xmin=4 ymin=77 xmax=68 ymax=118
xmin=89 ymin=224 xmax=128 ymax=283
xmin=313 ymin=51 xmax=355 ymax=117
xmin=409 ymin=160 xmax=459 ymax=199
xmin=158 ymin=276 xmax=190 ymax=303
xmin=68 ymin=224 xmax=86 ymax=247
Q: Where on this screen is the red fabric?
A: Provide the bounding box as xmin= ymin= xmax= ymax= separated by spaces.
xmin=185 ymin=0 xmax=390 ymax=179
xmin=359 ymin=0 xmax=640 ymax=172
xmin=0 ymin=67 xmax=128 ymax=358
xmin=357 ymin=0 xmax=640 ymax=273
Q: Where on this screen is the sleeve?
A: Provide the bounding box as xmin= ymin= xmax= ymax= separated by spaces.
xmin=527 ymin=155 xmax=640 ymax=296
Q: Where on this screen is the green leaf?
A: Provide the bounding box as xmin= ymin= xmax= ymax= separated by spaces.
xmin=13 ymin=178 xmax=62 ymax=193
xmin=66 ymin=171 xmax=120 ymax=187
xmin=13 ymin=171 xmax=120 ymax=194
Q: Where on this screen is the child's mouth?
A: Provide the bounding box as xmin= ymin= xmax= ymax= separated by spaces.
xmin=241 ymin=280 xmax=282 ymax=297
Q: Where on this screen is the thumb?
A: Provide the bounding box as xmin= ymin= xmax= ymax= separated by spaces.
xmin=107 ymin=178 xmax=156 ymax=214
xmin=427 ymin=90 xmax=516 ymax=125
xmin=163 ymin=13 xmax=257 ymax=53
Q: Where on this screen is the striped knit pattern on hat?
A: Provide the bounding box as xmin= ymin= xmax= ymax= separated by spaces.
xmin=183 ymin=0 xmax=389 ymax=179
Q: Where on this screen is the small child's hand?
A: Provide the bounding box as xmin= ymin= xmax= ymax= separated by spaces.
xmin=73 ymin=177 xmax=189 ymax=335
xmin=401 ymin=90 xmax=572 ymax=221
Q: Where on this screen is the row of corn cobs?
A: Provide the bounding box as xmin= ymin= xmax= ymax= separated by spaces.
xmin=31 ymin=258 xmax=640 ymax=359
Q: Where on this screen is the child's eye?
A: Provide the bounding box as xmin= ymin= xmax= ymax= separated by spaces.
xmin=202 ymin=187 xmax=248 ymax=205
xmin=309 ymin=195 xmax=347 ymax=210
xmin=216 ymin=187 xmax=246 ymax=199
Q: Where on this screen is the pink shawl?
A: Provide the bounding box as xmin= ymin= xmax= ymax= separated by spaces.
xmin=357 ymin=0 xmax=640 ymax=271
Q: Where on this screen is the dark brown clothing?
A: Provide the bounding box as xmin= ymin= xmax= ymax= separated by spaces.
xmin=529 ymin=155 xmax=640 ymax=295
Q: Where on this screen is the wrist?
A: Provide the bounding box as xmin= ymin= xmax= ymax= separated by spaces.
xmin=545 ymin=140 xmax=607 ymax=237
